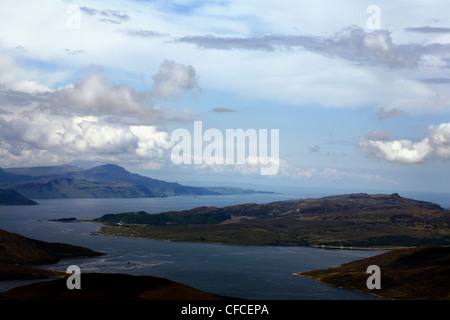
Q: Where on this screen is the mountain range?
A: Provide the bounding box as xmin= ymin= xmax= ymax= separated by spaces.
xmin=0 ymin=189 xmax=37 ymax=206
xmin=0 ymin=164 xmax=272 ymax=199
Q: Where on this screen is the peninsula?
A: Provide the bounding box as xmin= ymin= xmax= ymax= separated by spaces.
xmin=93 ymin=193 xmax=450 ymax=248
xmin=295 ymin=244 xmax=450 ymax=300
xmin=0 ymin=228 xmax=104 ymax=280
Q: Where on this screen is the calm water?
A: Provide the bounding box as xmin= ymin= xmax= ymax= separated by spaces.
xmin=0 ymin=193 xmax=394 ymax=299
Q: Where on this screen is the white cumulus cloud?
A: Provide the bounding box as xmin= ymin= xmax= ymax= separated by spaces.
xmin=151 ymin=60 xmax=200 ymax=100
xmin=359 ymin=123 xmax=450 ymax=164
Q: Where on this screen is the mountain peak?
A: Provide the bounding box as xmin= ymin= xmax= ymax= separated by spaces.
xmin=0 ymin=189 xmax=38 ymax=206
xmin=74 ymin=164 xmax=132 ymax=181
xmin=90 ymin=164 xmax=129 ymax=173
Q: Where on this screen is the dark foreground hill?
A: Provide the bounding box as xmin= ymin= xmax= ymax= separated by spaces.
xmin=0 ymin=164 xmax=271 ymax=199
xmin=0 ymin=273 xmax=229 ymax=300
xmin=0 ymin=229 xmax=231 ymax=300
xmin=0 ymin=229 xmax=103 ymax=265
xmin=0 ymin=229 xmax=104 ymax=280
xmin=296 ymin=245 xmax=450 ymax=300
xmin=94 ymin=193 xmax=450 ymax=248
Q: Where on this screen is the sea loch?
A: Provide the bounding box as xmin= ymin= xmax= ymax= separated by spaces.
xmin=0 ymin=194 xmax=391 ymax=299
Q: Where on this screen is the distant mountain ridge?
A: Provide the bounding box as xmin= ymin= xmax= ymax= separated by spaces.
xmin=0 ymin=164 xmax=272 ymax=199
xmin=0 ymin=189 xmax=37 ymax=206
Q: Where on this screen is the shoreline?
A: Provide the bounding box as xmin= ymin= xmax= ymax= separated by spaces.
xmin=293 ymin=272 xmax=388 ymax=300
xmin=91 ymin=228 xmax=403 ymax=250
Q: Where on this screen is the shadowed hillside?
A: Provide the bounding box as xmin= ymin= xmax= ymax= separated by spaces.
xmin=296 ymin=245 xmax=450 ymax=300
xmin=0 ymin=189 xmax=37 ymax=206
xmin=0 ymin=273 xmax=230 ymax=300
xmin=0 ymin=229 xmax=103 ymax=280
xmin=0 ymin=229 xmax=235 ymax=300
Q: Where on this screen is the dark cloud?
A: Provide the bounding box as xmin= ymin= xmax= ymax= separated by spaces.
xmin=178 ymin=26 xmax=450 ymax=69
xmin=365 ymin=130 xmax=391 ymax=141
xmin=80 ymin=6 xmax=130 ymax=24
xmin=124 ymin=29 xmax=169 ymax=38
xmin=377 ymin=107 xmax=403 ymax=121
xmin=308 ymin=145 xmax=320 ymax=153
xmin=405 ymin=26 xmax=450 ymax=33
xmin=212 ymin=107 xmax=236 ymax=113
xmin=0 ymin=89 xmax=42 ymax=107
xmin=0 ymin=107 xmax=12 ymax=115
xmin=178 ymin=34 xmax=316 ymax=51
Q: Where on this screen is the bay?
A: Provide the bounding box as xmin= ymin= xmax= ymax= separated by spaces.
xmin=0 ymin=193 xmax=386 ymax=300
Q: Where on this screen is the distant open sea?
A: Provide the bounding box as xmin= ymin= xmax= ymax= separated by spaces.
xmin=1 ymin=189 xmax=448 ymax=299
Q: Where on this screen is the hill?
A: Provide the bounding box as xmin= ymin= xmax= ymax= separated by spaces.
xmin=0 ymin=164 xmax=271 ymax=199
xmin=0 ymin=167 xmax=33 ymax=183
xmin=0 ymin=229 xmax=104 ymax=280
xmin=295 ymin=245 xmax=450 ymax=300
xmin=0 ymin=229 xmax=230 ymax=300
xmin=0 ymin=189 xmax=37 ymax=206
xmin=94 ymin=193 xmax=450 ymax=248
xmin=0 ymin=273 xmax=230 ymax=300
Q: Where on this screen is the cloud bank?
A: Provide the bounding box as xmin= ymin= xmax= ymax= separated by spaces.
xmin=358 ymin=123 xmax=450 ymax=164
xmin=178 ymin=26 xmax=450 ymax=69
xmin=0 ymin=57 xmax=199 ymax=167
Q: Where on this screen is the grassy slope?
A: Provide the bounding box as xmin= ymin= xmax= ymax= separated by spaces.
xmin=95 ymin=194 xmax=450 ymax=248
xmin=296 ymin=245 xmax=450 ymax=300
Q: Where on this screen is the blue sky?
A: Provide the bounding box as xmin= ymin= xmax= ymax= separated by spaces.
xmin=0 ymin=0 xmax=449 ymax=194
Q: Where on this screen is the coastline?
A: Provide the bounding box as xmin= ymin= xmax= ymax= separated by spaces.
xmin=293 ymin=272 xmax=387 ymax=300
xmin=293 ymin=245 xmax=450 ymax=300
xmin=91 ymin=226 xmax=406 ymax=250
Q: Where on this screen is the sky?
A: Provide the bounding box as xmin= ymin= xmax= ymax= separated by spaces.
xmin=0 ymin=0 xmax=449 ymax=194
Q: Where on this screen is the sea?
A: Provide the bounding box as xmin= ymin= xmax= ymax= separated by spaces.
xmin=1 ymin=189 xmax=449 ymax=300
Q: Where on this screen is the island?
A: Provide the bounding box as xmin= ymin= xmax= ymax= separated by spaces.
xmin=92 ymin=193 xmax=450 ymax=248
